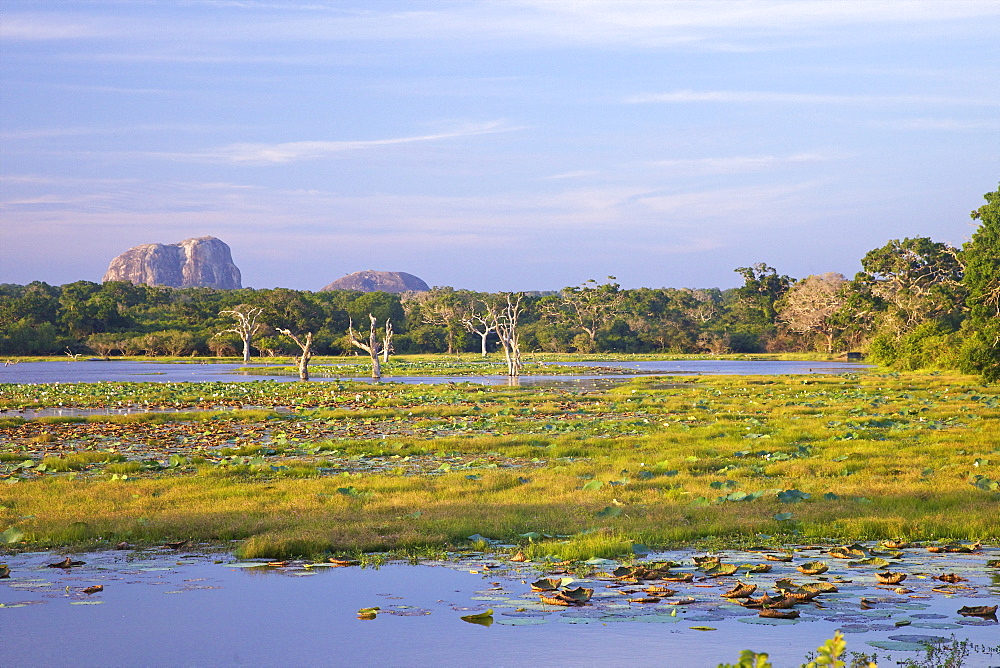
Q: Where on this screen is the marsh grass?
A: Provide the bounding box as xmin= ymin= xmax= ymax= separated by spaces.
xmin=2 ymin=370 xmax=999 ymax=559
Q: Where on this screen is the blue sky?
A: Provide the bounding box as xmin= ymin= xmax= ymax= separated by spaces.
xmin=2 ymin=1 xmax=998 ymax=292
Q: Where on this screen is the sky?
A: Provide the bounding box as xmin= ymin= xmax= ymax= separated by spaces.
xmin=1 ymin=1 xmax=998 ymax=293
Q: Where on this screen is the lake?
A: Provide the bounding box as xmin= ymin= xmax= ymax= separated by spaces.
xmin=0 ymin=359 xmax=868 ymax=385
xmin=1 ymin=546 xmax=997 ymax=667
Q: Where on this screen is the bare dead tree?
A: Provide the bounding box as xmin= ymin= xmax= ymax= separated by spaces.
xmin=491 ymin=293 xmax=524 ymax=377
xmin=276 ymin=328 xmax=313 ymax=381
xmin=381 ymin=318 xmax=394 ymax=364
xmin=348 ymin=314 xmax=384 ymax=379
xmin=220 ymin=306 xmax=265 ymax=363
xmin=462 ymin=307 xmax=497 ymax=357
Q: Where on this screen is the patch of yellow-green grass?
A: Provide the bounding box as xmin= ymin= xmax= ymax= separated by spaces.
xmin=40 ymin=451 xmax=125 ymax=472
xmin=2 ymin=370 xmax=998 ymax=559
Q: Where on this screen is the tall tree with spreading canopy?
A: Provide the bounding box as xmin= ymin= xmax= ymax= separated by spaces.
xmin=777 ymin=273 xmax=848 ymax=352
xmin=959 ymin=183 xmax=1000 ymax=381
xmin=542 ymin=278 xmax=623 ymax=352
xmin=854 ymin=237 xmax=965 ymax=333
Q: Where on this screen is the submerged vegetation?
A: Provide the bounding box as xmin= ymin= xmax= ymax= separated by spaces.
xmin=1 ymin=370 xmax=998 ymax=558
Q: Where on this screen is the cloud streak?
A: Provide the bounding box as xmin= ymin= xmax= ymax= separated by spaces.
xmin=627 ymin=90 xmax=997 ymax=106
xmin=151 ymin=121 xmax=521 ymax=164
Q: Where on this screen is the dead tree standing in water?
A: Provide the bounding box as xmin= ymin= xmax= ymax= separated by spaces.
xmin=220 ymin=306 xmax=264 ymax=363
xmin=382 ymin=318 xmax=394 ymax=364
xmin=462 ymin=307 xmax=498 ymax=357
xmin=491 ymin=293 xmax=524 ymax=377
xmin=348 ymin=314 xmax=386 ymax=379
xmin=276 ymin=328 xmax=313 ymax=381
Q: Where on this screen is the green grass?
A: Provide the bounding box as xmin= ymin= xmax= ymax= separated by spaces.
xmin=1 ymin=368 xmax=997 ymax=559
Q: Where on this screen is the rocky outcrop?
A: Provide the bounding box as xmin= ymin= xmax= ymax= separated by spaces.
xmin=320 ymin=270 xmax=429 ymax=293
xmin=103 ymin=236 xmax=242 ymax=289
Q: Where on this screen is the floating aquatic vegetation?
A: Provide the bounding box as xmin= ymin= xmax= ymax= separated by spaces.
xmin=796 ymin=561 xmax=828 ymax=575
xmin=721 ymin=582 xmax=756 ymax=599
xmin=957 ymin=605 xmax=997 ymax=618
xmin=876 ymin=572 xmax=907 ymax=584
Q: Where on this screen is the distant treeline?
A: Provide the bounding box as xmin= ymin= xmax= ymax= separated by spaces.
xmin=2 ymin=184 xmax=997 ymax=380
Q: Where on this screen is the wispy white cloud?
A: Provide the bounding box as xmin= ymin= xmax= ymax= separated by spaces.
xmin=0 ymin=123 xmax=257 ymax=141
xmin=150 ymin=121 xmax=522 ymax=164
xmin=543 ymin=170 xmax=603 ymax=180
xmin=645 ymin=153 xmax=837 ymax=175
xmin=869 ymin=117 xmax=999 ymax=131
xmin=0 ymin=15 xmax=113 ymax=40
xmin=626 ymin=90 xmax=996 ymax=106
xmin=7 ymin=1 xmax=999 ymax=50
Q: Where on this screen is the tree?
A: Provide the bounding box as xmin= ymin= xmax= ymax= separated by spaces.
xmin=543 ymin=278 xmax=623 ymax=351
xmin=86 ymin=333 xmax=121 ymax=358
xmin=462 ymin=297 xmax=499 ymax=357
xmin=219 ymin=306 xmax=265 ymax=363
xmin=348 ymin=314 xmax=386 ymax=379
xmin=490 ymin=293 xmax=524 ymax=377
xmin=276 ymin=328 xmax=314 ymax=381
xmin=417 ymin=287 xmax=466 ymax=354
xmin=207 ymin=332 xmax=238 ymax=357
xmin=776 ymin=273 xmax=848 ymax=353
xmin=381 ymin=318 xmax=394 ymax=364
xmin=959 ymin=183 xmax=1000 ymax=381
xmin=730 ymin=263 xmax=792 ymax=342
xmin=855 ymin=237 xmax=965 ymax=333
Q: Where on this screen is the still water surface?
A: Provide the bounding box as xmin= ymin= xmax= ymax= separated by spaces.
xmin=0 ymin=359 xmax=867 ymax=385
xmin=2 ymin=547 xmax=998 ymax=667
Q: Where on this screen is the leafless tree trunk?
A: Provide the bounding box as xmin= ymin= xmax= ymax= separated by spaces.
xmin=382 ymin=318 xmax=393 ymax=364
xmin=462 ymin=309 xmax=497 ymax=357
xmin=491 ymin=293 xmax=523 ymax=376
xmin=348 ymin=314 xmax=383 ymax=379
xmin=220 ymin=306 xmax=264 ymax=363
xmin=276 ymin=329 xmax=313 ymax=381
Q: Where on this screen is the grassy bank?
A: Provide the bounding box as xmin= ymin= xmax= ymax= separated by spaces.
xmin=2 ymin=369 xmax=998 ymax=559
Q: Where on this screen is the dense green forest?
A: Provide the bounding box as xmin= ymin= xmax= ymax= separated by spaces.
xmin=2 ymin=184 xmax=997 ymax=380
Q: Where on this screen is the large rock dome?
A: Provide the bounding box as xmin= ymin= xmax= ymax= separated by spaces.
xmin=320 ymin=270 xmax=429 ymax=293
xmin=103 ymin=236 xmax=242 ymax=289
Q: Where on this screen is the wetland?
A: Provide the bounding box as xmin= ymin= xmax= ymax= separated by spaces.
xmin=2 ymin=356 xmax=998 ymax=665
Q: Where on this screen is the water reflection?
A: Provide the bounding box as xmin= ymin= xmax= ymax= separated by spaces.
xmin=1 ymin=546 xmax=996 ymax=667
xmin=0 ymin=359 xmax=869 ymax=386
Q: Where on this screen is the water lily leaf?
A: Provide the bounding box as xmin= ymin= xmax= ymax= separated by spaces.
xmin=689 ymin=626 xmax=716 ymax=631
xmin=773 ymin=512 xmax=794 ymax=521
xmin=849 ymin=557 xmax=890 ymax=567
xmin=584 ymin=558 xmax=618 ymax=566
xmin=0 ymin=527 xmax=23 ymax=544
xmin=582 ymin=480 xmax=604 ymax=491
xmin=797 ymin=561 xmax=828 ymax=575
xmin=560 ymin=587 xmax=593 ymax=603
xmin=958 ymin=605 xmax=997 ymax=617
xmin=223 ymin=562 xmax=271 ymax=568
xmin=530 ymin=578 xmax=562 ymax=591
xmin=594 ymin=506 xmax=622 ymax=519
xmin=777 ymin=489 xmax=811 ymax=503
xmin=702 ymin=563 xmax=738 ymax=577
xmin=460 ymin=608 xmax=494 ymax=625
xmin=887 ymin=634 xmax=951 ymax=645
